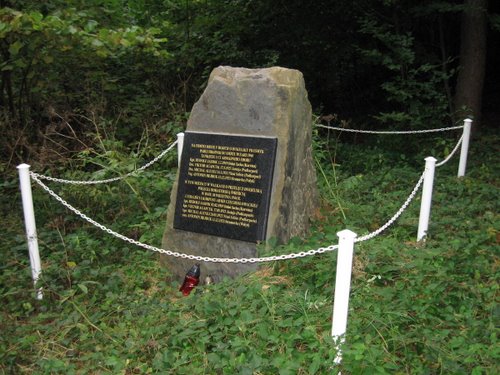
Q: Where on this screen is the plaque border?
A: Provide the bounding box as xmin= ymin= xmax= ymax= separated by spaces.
xmin=173 ymin=131 xmax=277 ymax=243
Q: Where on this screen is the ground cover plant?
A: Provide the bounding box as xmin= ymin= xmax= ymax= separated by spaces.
xmin=0 ymin=121 xmax=498 ymax=374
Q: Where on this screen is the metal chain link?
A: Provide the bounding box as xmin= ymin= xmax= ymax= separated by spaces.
xmin=32 ymin=140 xmax=178 ymax=185
xmin=30 ymin=172 xmax=338 ymax=263
xmin=32 ymin=123 xmax=462 ymax=186
xmin=26 ymin=121 xmax=464 ymax=263
xmin=355 ymin=171 xmax=425 ymax=243
xmin=352 ymin=132 xmax=462 ymax=242
xmin=436 ymin=134 xmax=464 ymax=167
xmin=316 ymin=123 xmax=464 ymax=134
xmin=30 ymin=166 xmax=426 ymax=263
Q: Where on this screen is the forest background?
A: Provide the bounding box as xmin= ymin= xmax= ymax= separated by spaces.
xmin=0 ymin=0 xmax=499 ymax=374
xmin=0 ymin=0 xmax=499 ymax=167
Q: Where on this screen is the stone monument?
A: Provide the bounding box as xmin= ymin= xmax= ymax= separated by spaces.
xmin=162 ymin=66 xmax=318 ymax=282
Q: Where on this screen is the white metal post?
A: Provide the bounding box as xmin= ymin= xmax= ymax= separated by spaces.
xmin=417 ymin=157 xmax=437 ymax=242
xmin=458 ymin=118 xmax=472 ymax=177
xmin=177 ymin=132 xmax=185 ymax=168
xmin=332 ymin=229 xmax=357 ymax=366
xmin=17 ymin=164 xmax=43 ymax=300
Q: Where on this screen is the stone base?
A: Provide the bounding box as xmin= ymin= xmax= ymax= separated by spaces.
xmin=161 ymin=66 xmax=318 ymax=282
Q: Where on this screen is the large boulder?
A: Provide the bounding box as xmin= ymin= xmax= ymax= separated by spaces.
xmin=162 ymin=66 xmax=318 ymax=282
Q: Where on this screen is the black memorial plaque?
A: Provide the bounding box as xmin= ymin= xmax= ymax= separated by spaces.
xmin=173 ymin=132 xmax=278 ymax=243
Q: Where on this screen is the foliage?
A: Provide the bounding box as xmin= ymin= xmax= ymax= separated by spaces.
xmin=0 ymin=1 xmax=498 ymax=372
xmin=1 ymin=122 xmax=498 ymax=373
xmin=490 ymin=13 xmax=500 ymax=31
xmin=2 ymin=0 xmax=497 ymax=169
xmin=0 ymin=4 xmax=167 ymax=115
xmin=355 ymin=0 xmax=457 ymax=129
xmin=0 ymin=1 xmax=171 ymax=165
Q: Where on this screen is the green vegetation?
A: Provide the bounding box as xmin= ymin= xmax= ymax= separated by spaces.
xmin=2 ymin=0 xmax=497 ymax=166
xmin=1 ymin=0 xmax=498 ymax=373
xmin=1 ymin=119 xmax=498 ymax=373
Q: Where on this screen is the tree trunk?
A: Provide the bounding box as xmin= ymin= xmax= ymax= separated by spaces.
xmin=453 ymin=0 xmax=488 ymax=127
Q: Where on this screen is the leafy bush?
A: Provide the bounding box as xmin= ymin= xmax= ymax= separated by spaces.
xmin=2 ymin=124 xmax=498 ymax=373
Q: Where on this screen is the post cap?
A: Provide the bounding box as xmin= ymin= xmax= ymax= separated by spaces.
xmin=17 ymin=163 xmax=31 ymax=170
xmin=337 ymin=229 xmax=357 ymax=239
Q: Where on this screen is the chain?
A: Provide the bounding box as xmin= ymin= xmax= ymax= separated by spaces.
xmin=316 ymin=124 xmax=464 ymax=134
xmin=355 ymin=171 xmax=425 ymax=243
xmin=436 ymin=134 xmax=463 ymax=167
xmin=24 ymin=117 xmax=467 ymax=265
xmin=30 ymin=173 xmax=338 ymax=263
xmin=30 ymin=167 xmax=426 ymax=263
xmin=32 ymin=140 xmax=178 ymax=185
xmin=355 ymin=134 xmax=464 ymax=243
xmin=31 ymin=124 xmax=462 ymax=186
xmin=27 ymin=131 xmax=433 ymax=262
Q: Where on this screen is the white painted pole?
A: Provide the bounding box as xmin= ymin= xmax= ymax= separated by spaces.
xmin=177 ymin=132 xmax=185 ymax=168
xmin=417 ymin=157 xmax=437 ymax=242
xmin=332 ymin=229 xmax=357 ymax=366
xmin=458 ymin=118 xmax=472 ymax=177
xmin=17 ymin=164 xmax=43 ymax=300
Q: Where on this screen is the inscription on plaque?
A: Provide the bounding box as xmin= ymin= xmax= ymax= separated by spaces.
xmin=173 ymin=132 xmax=277 ymax=242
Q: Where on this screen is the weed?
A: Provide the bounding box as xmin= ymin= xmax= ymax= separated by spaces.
xmin=1 ymin=127 xmax=498 ymax=374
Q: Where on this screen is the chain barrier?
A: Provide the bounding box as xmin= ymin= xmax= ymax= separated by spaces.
xmin=31 ymin=123 xmax=462 ymax=186
xmin=26 ymin=122 xmax=463 ymax=262
xmin=30 ymin=172 xmax=338 ymax=262
xmin=30 ymin=168 xmax=425 ymax=263
xmin=355 ymin=171 xmax=425 ymax=243
xmin=32 ymin=140 xmax=178 ymax=185
xmin=436 ymin=134 xmax=464 ymax=167
xmin=316 ymin=123 xmax=464 ymax=134
xmin=352 ymin=131 xmax=463 ymax=241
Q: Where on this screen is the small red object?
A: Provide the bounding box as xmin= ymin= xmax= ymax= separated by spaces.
xmin=179 ymin=264 xmax=200 ymax=296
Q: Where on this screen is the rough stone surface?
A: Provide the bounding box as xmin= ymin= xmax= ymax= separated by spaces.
xmin=161 ymin=66 xmax=318 ymax=282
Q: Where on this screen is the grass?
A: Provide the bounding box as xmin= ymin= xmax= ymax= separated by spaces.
xmin=0 ymin=127 xmax=498 ymax=374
